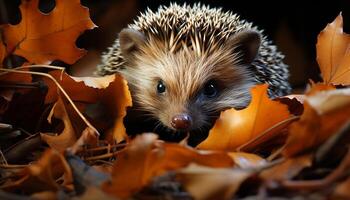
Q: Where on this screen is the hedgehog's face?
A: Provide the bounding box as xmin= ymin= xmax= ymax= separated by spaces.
xmin=118 ymin=28 xmax=261 ymax=135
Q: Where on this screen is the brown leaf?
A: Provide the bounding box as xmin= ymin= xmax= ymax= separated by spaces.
xmin=68 ymin=127 xmax=98 ymax=154
xmin=177 ymin=164 xmax=252 ymax=200
xmin=0 ymin=36 xmax=5 ymax=66
xmin=333 ymin=177 xmax=350 ymax=199
xmin=284 ymin=88 xmax=350 ymax=157
xmin=44 ymin=71 xmax=132 ymax=142
xmin=316 ymin=13 xmax=350 ymax=85
xmin=197 ymin=84 xmax=292 ymax=151
xmin=1 ymin=149 xmax=72 ymax=193
xmin=102 ymin=133 xmax=234 ymax=199
xmin=228 ymin=152 xmax=266 ymax=169
xmin=41 ymin=96 xmax=78 ymax=152
xmin=260 ymin=154 xmax=312 ymax=181
xmin=3 ymin=0 xmax=96 ymax=64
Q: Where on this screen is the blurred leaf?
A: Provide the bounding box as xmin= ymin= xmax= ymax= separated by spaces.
xmin=102 ymin=133 xmax=234 ymax=199
xmin=1 ymin=149 xmax=72 ymax=193
xmin=284 ymin=88 xmax=350 ymax=157
xmin=177 ymin=164 xmax=252 ymax=200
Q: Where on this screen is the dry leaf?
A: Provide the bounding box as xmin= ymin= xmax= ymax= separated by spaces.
xmin=68 ymin=127 xmax=99 ymax=154
xmin=177 ymin=164 xmax=252 ymax=200
xmin=333 ymin=177 xmax=350 ymax=199
xmin=0 ymin=37 xmax=5 ymax=66
xmin=102 ymin=133 xmax=234 ymax=199
xmin=44 ymin=71 xmax=132 ymax=142
xmin=261 ymin=154 xmax=312 ymax=181
xmin=197 ymin=84 xmax=291 ymax=151
xmin=1 ymin=149 xmax=72 ymax=193
xmin=3 ymin=0 xmax=96 ymax=64
xmin=41 ymin=96 xmax=78 ymax=152
xmin=228 ymin=152 xmax=266 ymax=169
xmin=284 ymin=88 xmax=350 ymax=157
xmin=316 ymin=13 xmax=350 ymax=85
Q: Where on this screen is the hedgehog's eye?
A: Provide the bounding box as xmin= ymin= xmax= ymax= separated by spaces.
xmin=203 ymin=81 xmax=217 ymax=98
xmin=157 ymin=80 xmax=166 ymax=94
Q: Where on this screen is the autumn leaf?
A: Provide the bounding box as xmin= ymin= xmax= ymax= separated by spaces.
xmin=177 ymin=164 xmax=252 ymax=200
xmin=44 ymin=71 xmax=132 ymax=142
xmin=284 ymin=88 xmax=350 ymax=157
xmin=317 ymin=13 xmax=350 ymax=85
xmin=0 ymin=36 xmax=5 ymax=66
xmin=3 ymin=0 xmax=96 ymax=65
xmin=41 ymin=96 xmax=78 ymax=152
xmin=197 ymin=84 xmax=292 ymax=151
xmin=228 ymin=152 xmax=266 ymax=169
xmin=102 ymin=133 xmax=234 ymax=199
xmin=1 ymin=149 xmax=72 ymax=193
xmin=260 ymin=154 xmax=312 ymax=181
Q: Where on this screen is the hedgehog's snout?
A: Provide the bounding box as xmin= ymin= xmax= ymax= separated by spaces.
xmin=171 ymin=113 xmax=192 ymax=130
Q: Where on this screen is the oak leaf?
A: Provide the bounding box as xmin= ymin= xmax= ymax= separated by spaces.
xmin=284 ymin=88 xmax=350 ymax=157
xmin=3 ymin=0 xmax=96 ymax=65
xmin=102 ymin=133 xmax=234 ymax=199
xmin=197 ymin=84 xmax=292 ymax=151
xmin=177 ymin=164 xmax=252 ymax=200
xmin=317 ymin=13 xmax=350 ymax=85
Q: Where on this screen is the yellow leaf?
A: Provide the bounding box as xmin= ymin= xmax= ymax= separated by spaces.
xmin=316 ymin=13 xmax=350 ymax=85
xmin=197 ymin=84 xmax=291 ymax=151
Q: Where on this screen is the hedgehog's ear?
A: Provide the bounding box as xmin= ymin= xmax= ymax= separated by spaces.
xmin=227 ymin=30 xmax=261 ymax=64
xmin=119 ymin=28 xmax=147 ymax=59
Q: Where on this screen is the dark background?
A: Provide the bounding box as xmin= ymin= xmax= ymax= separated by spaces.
xmin=1 ymin=0 xmax=349 ymax=91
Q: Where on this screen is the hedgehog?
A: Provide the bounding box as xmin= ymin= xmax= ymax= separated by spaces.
xmin=97 ymin=3 xmax=291 ymax=144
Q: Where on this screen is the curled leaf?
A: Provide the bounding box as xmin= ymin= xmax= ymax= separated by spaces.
xmin=284 ymin=88 xmax=350 ymax=157
xmin=102 ymin=133 xmax=234 ymax=199
xmin=177 ymin=164 xmax=252 ymax=200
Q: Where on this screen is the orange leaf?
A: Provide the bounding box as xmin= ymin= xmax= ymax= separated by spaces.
xmin=44 ymin=71 xmax=132 ymax=142
xmin=0 ymin=36 xmax=5 ymax=66
xmin=284 ymin=88 xmax=350 ymax=157
xmin=260 ymin=154 xmax=312 ymax=181
xmin=41 ymin=96 xmax=78 ymax=152
xmin=102 ymin=133 xmax=234 ymax=199
xmin=316 ymin=13 xmax=350 ymax=85
xmin=228 ymin=152 xmax=266 ymax=168
xmin=177 ymin=164 xmax=252 ymax=200
xmin=1 ymin=149 xmax=72 ymax=193
xmin=3 ymin=0 xmax=96 ymax=64
xmin=197 ymin=84 xmax=291 ymax=151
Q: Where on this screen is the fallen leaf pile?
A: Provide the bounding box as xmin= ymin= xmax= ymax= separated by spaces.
xmin=0 ymin=1 xmax=350 ymax=199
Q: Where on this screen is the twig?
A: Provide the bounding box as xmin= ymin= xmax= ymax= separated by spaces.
xmin=0 ymin=68 xmax=100 ymax=135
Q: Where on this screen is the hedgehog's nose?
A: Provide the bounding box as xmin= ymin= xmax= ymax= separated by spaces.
xmin=171 ymin=114 xmax=192 ymax=130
